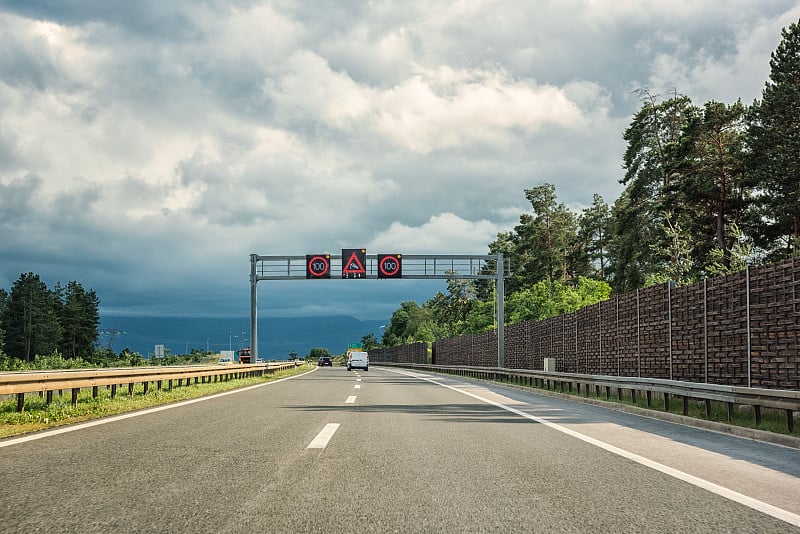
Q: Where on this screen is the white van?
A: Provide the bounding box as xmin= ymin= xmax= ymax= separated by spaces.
xmin=347 ymin=350 xmax=368 ymax=371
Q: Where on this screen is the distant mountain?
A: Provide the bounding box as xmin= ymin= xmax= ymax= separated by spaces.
xmin=98 ymin=315 xmax=386 ymax=359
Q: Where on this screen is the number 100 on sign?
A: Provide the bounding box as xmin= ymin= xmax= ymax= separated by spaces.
xmin=306 ymin=255 xmax=331 ymax=279
xmin=378 ymin=254 xmax=402 ymax=279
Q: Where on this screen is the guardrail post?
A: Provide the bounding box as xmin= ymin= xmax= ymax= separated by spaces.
xmin=128 ymin=383 xmax=134 ymax=396
xmin=46 ymin=390 xmax=53 ymax=405
xmin=663 ymin=392 xmax=670 ymax=412
xmin=787 ymin=410 xmax=795 ymax=433
xmin=92 ymin=386 xmax=99 ymax=399
xmin=143 ymin=382 xmax=149 ymax=395
xmin=111 ymin=385 xmax=116 ymax=399
xmin=71 ymin=388 xmax=79 ymax=407
xmin=16 ymin=393 xmax=24 ymax=412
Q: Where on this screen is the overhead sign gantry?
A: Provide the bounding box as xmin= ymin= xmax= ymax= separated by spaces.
xmin=249 ymin=251 xmax=510 ymax=365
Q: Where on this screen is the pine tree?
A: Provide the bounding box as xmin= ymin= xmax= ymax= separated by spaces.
xmin=670 ymin=100 xmax=748 ymax=271
xmin=60 ymin=281 xmax=100 ymax=360
xmin=577 ymin=194 xmax=611 ymax=280
xmin=3 ymin=273 xmax=63 ymax=361
xmin=747 ymin=19 xmax=800 ymax=259
xmin=611 ymin=91 xmax=695 ymax=291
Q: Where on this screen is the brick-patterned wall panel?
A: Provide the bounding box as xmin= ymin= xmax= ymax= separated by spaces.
xmin=580 ymin=304 xmax=603 ymax=374
xmin=670 ymin=281 xmax=706 ymax=382
xmin=615 ymin=292 xmax=639 ymax=376
xmin=400 ymin=257 xmax=800 ymax=390
xmin=706 ymin=270 xmax=749 ymax=386
xmin=637 ymin=283 xmax=670 ymax=378
xmin=369 ymin=342 xmax=428 ymax=364
xmin=505 ymin=321 xmax=530 ymax=369
xmin=748 ymin=259 xmax=800 ymax=389
xmin=599 ymin=298 xmax=619 ymax=375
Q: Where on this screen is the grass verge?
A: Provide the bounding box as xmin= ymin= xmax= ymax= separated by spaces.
xmin=493 ymin=376 xmax=800 ymax=438
xmin=0 ymin=365 xmax=311 ymax=439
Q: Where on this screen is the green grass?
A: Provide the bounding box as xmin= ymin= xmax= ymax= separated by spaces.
xmin=478 ymin=372 xmax=800 ymax=437
xmin=0 ymin=365 xmax=310 ymax=439
xmin=489 ymin=374 xmax=799 ymax=437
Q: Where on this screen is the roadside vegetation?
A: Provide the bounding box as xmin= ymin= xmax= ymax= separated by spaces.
xmin=482 ymin=373 xmax=800 ymax=438
xmin=0 ymin=365 xmax=311 ymax=439
xmin=378 ymin=20 xmax=800 ymax=347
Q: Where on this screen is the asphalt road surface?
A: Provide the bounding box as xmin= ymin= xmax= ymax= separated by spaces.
xmin=1 ymin=366 xmax=799 ymax=533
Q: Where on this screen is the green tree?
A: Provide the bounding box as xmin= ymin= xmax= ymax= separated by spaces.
xmin=360 ymin=333 xmax=380 ymax=350
xmin=3 ymin=273 xmax=63 ymax=361
xmin=0 ymin=288 xmax=8 ymax=352
xmin=121 ymin=348 xmax=143 ymax=367
xmin=577 ymin=194 xmax=611 ymax=280
xmin=747 ymin=19 xmax=800 ymax=259
xmin=381 ymin=301 xmax=429 ymax=346
xmin=505 ymin=277 xmax=611 ymax=323
xmin=425 ymin=273 xmax=477 ymax=336
xmin=644 ymin=212 xmax=696 ymax=287
xmin=462 ymin=299 xmax=496 ymax=333
xmin=60 ymin=281 xmax=100 ymax=360
xmin=610 ymin=91 xmax=694 ymax=292
xmin=670 ymin=100 xmax=749 ymax=272
xmin=706 ymin=223 xmax=754 ymax=276
xmin=517 ymin=183 xmax=580 ymax=285
xmin=308 ymin=347 xmax=331 ymax=360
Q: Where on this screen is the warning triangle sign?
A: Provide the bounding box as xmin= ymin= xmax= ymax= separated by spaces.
xmin=342 ymin=251 xmax=366 ymax=274
xmin=341 ymin=248 xmax=367 ymax=279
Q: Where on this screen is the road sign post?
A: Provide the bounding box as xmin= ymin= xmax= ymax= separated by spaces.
xmin=250 ymin=253 xmax=509 ymax=366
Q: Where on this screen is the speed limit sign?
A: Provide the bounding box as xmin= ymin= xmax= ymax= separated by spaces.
xmin=378 ymin=254 xmax=402 ymax=279
xmin=306 ymin=254 xmax=331 ymax=279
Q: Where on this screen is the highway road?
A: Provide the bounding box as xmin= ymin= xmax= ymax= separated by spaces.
xmin=1 ymin=365 xmax=799 ymax=533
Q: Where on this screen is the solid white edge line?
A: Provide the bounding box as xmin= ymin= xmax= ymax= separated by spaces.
xmin=386 ymin=368 xmax=800 ymax=528
xmin=0 ymin=367 xmax=318 ymax=449
xmin=307 ymin=423 xmax=340 ymax=449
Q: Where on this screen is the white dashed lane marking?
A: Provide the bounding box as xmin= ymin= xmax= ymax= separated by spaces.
xmin=307 ymin=423 xmax=340 ymax=449
xmin=345 ymin=396 xmax=357 ymax=404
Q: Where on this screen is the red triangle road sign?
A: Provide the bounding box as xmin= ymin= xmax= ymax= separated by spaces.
xmin=342 ymin=251 xmax=366 ymax=274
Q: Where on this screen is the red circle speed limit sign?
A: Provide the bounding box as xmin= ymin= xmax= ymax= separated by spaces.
xmin=306 ymin=254 xmax=331 ymax=278
xmin=378 ymin=254 xmax=402 ymax=279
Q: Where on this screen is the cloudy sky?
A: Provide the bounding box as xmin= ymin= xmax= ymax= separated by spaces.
xmin=1 ymin=1 xmax=798 ymax=321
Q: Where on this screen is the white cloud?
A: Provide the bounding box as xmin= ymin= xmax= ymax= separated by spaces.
xmin=369 ymin=213 xmax=511 ymax=254
xmin=1 ymin=0 xmax=798 ymax=320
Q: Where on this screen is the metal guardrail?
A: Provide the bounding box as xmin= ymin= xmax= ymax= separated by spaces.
xmin=0 ymin=361 xmax=304 ymax=412
xmin=376 ymin=362 xmax=800 ymax=432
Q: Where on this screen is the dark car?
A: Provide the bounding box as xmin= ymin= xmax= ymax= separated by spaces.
xmin=318 ymin=356 xmax=333 ymax=366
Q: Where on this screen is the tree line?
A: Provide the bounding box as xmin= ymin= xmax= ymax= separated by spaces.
xmin=0 ymin=273 xmax=100 ymax=363
xmin=381 ymin=19 xmax=800 ymax=347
